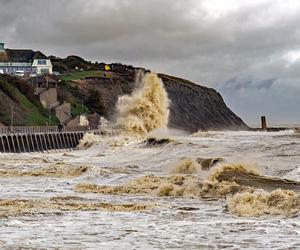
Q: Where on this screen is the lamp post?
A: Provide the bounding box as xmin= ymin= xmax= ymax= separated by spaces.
xmin=48 ymin=108 xmax=51 ymax=125
xmin=10 ymin=105 xmax=14 ymax=128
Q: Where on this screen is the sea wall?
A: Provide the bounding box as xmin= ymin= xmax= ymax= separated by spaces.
xmin=0 ymin=132 xmax=84 ymax=153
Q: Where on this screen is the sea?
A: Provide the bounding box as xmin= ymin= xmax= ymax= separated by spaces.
xmin=0 ymin=130 xmax=300 ymax=249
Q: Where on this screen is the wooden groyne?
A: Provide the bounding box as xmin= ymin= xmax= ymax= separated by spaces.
xmin=250 ymin=116 xmax=300 ymax=132
xmin=250 ymin=127 xmax=297 ymax=132
xmin=0 ymin=125 xmax=120 ymax=153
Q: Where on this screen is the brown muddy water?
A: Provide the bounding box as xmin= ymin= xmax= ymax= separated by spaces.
xmin=0 ymin=130 xmax=300 ymax=249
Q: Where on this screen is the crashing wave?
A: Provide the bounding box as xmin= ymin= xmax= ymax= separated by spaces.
xmin=170 ymin=157 xmax=224 ymax=174
xmin=227 ymin=189 xmax=300 ymax=217
xmin=0 ymin=163 xmax=89 ymax=178
xmin=75 ymin=174 xmax=200 ymax=197
xmin=116 ymin=72 xmax=170 ymax=136
xmin=74 ymin=160 xmax=300 ymax=217
xmin=0 ymin=196 xmax=154 ymax=218
xmin=77 ymin=133 xmax=102 ymax=149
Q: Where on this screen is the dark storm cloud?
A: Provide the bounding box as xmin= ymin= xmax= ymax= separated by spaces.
xmin=222 ymin=78 xmax=276 ymax=91
xmin=1 ymin=0 xmax=300 ymax=124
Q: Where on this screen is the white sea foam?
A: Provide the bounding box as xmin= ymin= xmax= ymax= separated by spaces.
xmin=0 ymin=130 xmax=299 ymax=248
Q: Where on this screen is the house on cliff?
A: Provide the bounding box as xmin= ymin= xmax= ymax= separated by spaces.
xmin=0 ymin=43 xmax=53 ymax=76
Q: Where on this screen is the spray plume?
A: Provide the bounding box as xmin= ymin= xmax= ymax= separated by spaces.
xmin=116 ymin=72 xmax=170 ymax=136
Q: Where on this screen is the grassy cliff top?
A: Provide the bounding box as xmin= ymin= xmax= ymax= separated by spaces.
xmin=0 ymin=75 xmax=58 ymax=126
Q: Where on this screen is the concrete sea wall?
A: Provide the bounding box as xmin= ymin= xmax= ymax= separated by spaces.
xmin=0 ymin=131 xmax=85 ymax=153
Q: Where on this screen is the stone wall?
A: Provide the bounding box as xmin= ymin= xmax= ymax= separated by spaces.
xmin=55 ymin=103 xmax=71 ymax=124
xmin=39 ymin=88 xmax=59 ymax=109
xmin=67 ymin=116 xmax=80 ymax=127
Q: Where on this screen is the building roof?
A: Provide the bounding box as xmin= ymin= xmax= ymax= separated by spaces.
xmin=33 ymin=51 xmax=48 ymax=60
xmin=0 ymin=49 xmax=48 ymax=63
xmin=5 ymin=49 xmax=35 ymax=62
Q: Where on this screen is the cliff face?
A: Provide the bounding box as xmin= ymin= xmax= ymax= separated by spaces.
xmin=0 ymin=58 xmax=248 ymax=132
xmin=56 ymin=62 xmax=248 ymax=132
xmin=159 ymin=74 xmax=248 ymax=131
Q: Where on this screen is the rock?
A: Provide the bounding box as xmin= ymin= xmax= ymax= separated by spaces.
xmin=159 ymin=74 xmax=248 ymax=132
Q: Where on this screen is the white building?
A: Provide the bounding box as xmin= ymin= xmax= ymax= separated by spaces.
xmin=0 ymin=42 xmax=53 ymax=76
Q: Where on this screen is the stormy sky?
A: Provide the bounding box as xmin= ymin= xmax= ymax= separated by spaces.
xmin=1 ymin=0 xmax=300 ymax=125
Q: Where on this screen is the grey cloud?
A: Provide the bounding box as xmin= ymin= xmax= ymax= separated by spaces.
xmin=1 ymin=0 xmax=300 ymax=125
xmin=222 ymin=78 xmax=276 ymax=91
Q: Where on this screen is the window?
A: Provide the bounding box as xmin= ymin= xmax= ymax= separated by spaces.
xmin=41 ymin=68 xmax=49 ymax=74
xmin=37 ymin=59 xmax=47 ymax=65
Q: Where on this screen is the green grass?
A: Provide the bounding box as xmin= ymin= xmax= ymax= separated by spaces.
xmin=0 ymin=80 xmax=37 ymax=110
xmin=71 ymin=102 xmax=90 ymax=117
xmin=61 ymin=70 xmax=103 ymax=81
xmin=0 ymin=79 xmax=59 ymax=126
xmin=25 ymin=111 xmax=59 ymax=126
xmin=0 ymin=113 xmax=11 ymax=125
xmin=25 ymin=111 xmax=49 ymax=125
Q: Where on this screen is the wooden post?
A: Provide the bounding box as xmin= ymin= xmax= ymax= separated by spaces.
xmin=261 ymin=116 xmax=267 ymax=130
xmin=0 ymin=136 xmax=4 ymax=153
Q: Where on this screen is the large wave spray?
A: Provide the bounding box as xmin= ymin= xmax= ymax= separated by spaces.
xmin=116 ymin=72 xmax=170 ymax=135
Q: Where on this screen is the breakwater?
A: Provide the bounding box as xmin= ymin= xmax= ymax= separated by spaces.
xmin=0 ymin=125 xmax=120 ymax=153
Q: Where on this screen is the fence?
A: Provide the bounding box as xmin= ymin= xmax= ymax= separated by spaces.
xmin=0 ymin=124 xmax=122 ymax=153
xmin=0 ymin=125 xmax=122 ymax=135
xmin=0 ymin=125 xmax=95 ymax=135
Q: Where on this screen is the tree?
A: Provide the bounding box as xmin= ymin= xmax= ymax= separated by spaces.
xmin=85 ymin=89 xmax=106 ymax=116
